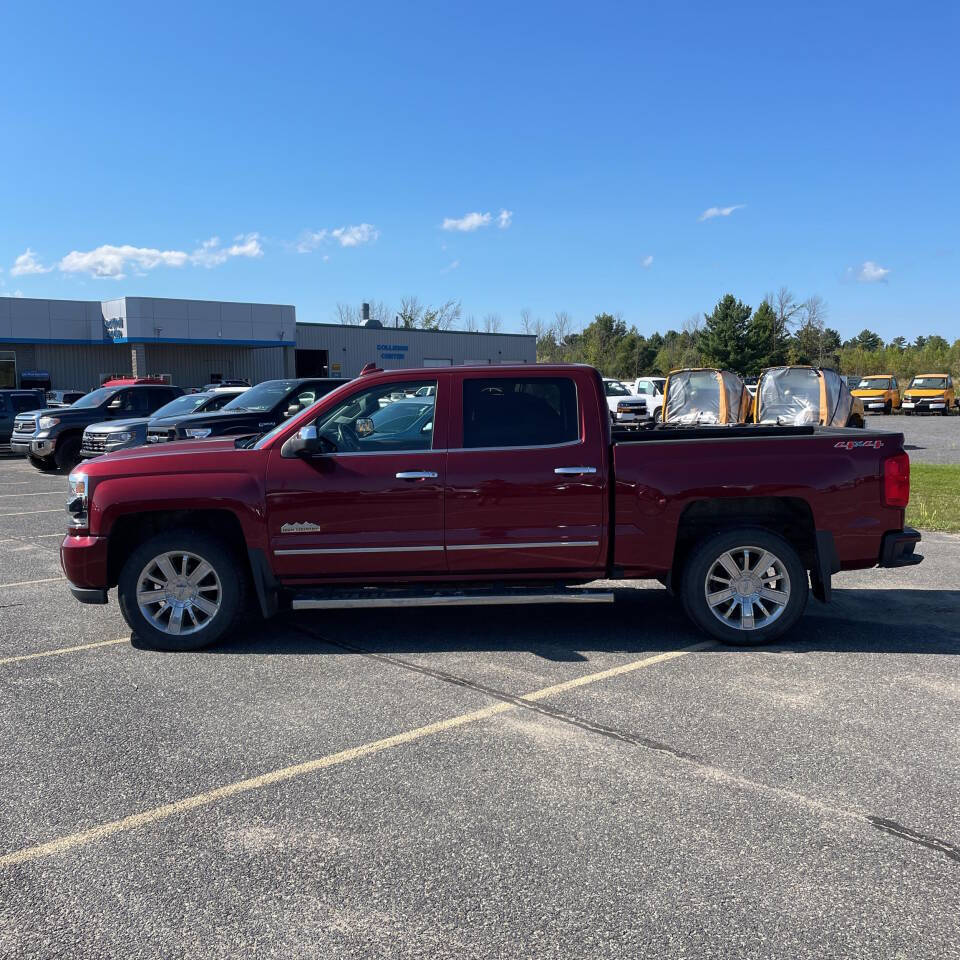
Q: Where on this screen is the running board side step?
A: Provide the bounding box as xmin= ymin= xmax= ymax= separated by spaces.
xmin=290 ymin=587 xmax=615 ymax=611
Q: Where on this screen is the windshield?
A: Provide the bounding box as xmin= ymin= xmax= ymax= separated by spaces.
xmin=152 ymin=394 xmax=211 ymax=419
xmin=855 ymin=378 xmax=891 ymax=389
xmin=604 ymin=381 xmax=631 ymax=397
xmin=69 ymin=388 xmax=117 ymax=409
xmin=223 ymin=380 xmax=299 ymax=413
xmin=909 ymin=377 xmax=948 ymax=390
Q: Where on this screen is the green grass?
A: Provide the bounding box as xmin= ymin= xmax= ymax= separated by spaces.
xmin=907 ymin=463 xmax=960 ymax=533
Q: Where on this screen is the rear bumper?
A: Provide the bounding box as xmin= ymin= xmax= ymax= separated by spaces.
xmin=69 ymin=585 xmax=108 ymax=604
xmin=60 ymin=533 xmax=110 ymax=593
xmin=879 ymin=527 xmax=923 ymax=567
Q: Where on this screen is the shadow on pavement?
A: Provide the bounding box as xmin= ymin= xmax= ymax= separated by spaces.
xmin=196 ymin=586 xmax=960 ymax=659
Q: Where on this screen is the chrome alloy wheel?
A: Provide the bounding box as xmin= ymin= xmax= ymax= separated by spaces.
xmin=704 ymin=546 xmax=790 ymax=632
xmin=136 ymin=551 xmax=222 ymax=636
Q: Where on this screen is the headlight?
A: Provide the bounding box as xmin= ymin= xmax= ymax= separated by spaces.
xmin=67 ymin=471 xmax=89 ymax=525
xmin=184 ymin=428 xmax=212 ymax=439
xmin=108 ymin=432 xmax=133 ymax=444
xmin=39 ymin=416 xmax=60 ymax=430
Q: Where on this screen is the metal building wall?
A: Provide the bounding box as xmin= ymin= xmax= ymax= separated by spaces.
xmin=143 ymin=343 xmax=287 ymax=387
xmin=293 ymin=323 xmax=536 ymax=377
xmin=27 ymin=343 xmax=132 ymax=391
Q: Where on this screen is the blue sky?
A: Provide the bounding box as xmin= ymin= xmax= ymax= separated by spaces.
xmin=1 ymin=1 xmax=957 ymax=340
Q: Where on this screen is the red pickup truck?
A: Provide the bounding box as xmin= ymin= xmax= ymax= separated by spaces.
xmin=61 ymin=364 xmax=921 ymax=652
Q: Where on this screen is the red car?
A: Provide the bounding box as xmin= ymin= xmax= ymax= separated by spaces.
xmin=62 ymin=364 xmax=921 ymax=651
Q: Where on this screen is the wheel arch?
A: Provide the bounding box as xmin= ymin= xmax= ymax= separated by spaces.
xmin=107 ymin=509 xmax=250 ymax=588
xmin=671 ymin=496 xmax=817 ymax=591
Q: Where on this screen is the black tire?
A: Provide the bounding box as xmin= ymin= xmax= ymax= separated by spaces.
xmin=28 ymin=455 xmax=58 ymax=472
xmin=653 ymin=407 xmax=662 ymax=424
xmin=884 ymin=401 xmax=892 ymax=415
xmin=847 ymin=415 xmax=864 ymax=429
xmin=118 ymin=529 xmax=246 ymax=652
xmin=680 ymin=527 xmax=808 ymax=646
xmin=54 ymin=435 xmax=82 ymax=472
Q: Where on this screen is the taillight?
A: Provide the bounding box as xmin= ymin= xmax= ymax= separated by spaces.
xmin=883 ymin=453 xmax=910 ymax=507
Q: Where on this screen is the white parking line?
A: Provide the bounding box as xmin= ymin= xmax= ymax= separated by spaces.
xmin=0 ymin=643 xmax=706 ymax=866
xmin=0 ymin=509 xmax=63 ymax=517
xmin=0 ymin=637 xmax=129 ymax=666
xmin=0 ymin=491 xmax=65 ymax=498
xmin=0 ymin=576 xmax=65 ymax=587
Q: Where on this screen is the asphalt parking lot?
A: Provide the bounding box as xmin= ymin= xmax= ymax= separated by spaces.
xmin=864 ymin=408 xmax=960 ymax=464
xmin=0 ymin=453 xmax=958 ymax=959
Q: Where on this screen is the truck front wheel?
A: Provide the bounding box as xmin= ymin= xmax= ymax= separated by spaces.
xmin=118 ymin=530 xmax=246 ymax=651
xmin=680 ymin=528 xmax=808 ymax=646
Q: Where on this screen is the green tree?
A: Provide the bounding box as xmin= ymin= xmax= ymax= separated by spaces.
xmin=701 ymin=294 xmax=751 ymax=371
xmin=744 ymin=300 xmax=785 ymax=373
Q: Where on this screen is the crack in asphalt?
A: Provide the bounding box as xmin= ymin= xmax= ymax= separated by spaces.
xmin=287 ymin=623 xmax=960 ymax=868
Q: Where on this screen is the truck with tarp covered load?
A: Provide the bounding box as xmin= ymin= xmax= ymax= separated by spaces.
xmin=754 ymin=366 xmax=865 ymax=428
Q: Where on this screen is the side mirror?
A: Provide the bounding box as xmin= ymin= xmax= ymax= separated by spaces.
xmin=281 ymin=424 xmax=326 ymax=459
xmin=355 ymin=417 xmax=375 ymax=438
xmin=284 ymin=403 xmax=300 ymax=418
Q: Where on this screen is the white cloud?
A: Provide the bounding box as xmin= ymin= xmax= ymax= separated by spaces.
xmin=441 ymin=259 xmax=461 ymax=273
xmin=442 ymin=211 xmax=492 ymax=232
xmin=14 ymin=289 xmax=24 ymax=297
xmin=10 ymin=248 xmax=53 ymax=276
xmin=191 ymin=233 xmax=263 ymax=268
xmin=331 ymin=223 xmax=378 ymax=247
xmin=297 ymin=224 xmax=379 ymax=252
xmin=497 ymin=209 xmax=513 ymax=230
xmin=59 ymin=244 xmax=188 ymax=279
xmin=296 ymin=230 xmax=328 ymax=253
xmin=56 ymin=233 xmax=263 ymax=279
xmin=699 ymin=204 xmax=745 ymax=222
xmin=641 ymin=254 xmax=654 ymax=268
xmin=856 ymin=260 xmax=890 ymax=283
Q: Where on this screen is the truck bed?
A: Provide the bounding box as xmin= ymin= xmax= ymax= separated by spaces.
xmin=610 ymin=425 xmax=906 ymax=577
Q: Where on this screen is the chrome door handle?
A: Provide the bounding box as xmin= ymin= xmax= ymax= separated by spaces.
xmin=395 ymin=471 xmax=439 ymax=480
xmin=554 ymin=466 xmax=598 ymax=475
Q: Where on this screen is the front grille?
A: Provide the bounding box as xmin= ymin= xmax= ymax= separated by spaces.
xmin=147 ymin=429 xmax=175 ymax=443
xmin=13 ymin=417 xmax=36 ymax=436
xmin=82 ymin=434 xmax=108 ymax=453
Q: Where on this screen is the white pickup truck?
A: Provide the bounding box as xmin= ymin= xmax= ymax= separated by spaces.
xmin=602 ymin=379 xmax=649 ymax=425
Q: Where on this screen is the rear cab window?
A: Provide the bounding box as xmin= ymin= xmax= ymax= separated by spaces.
xmin=461 ymin=376 xmax=579 ymax=448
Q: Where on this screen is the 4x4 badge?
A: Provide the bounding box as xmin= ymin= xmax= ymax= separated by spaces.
xmin=280 ymin=521 xmax=321 ymax=534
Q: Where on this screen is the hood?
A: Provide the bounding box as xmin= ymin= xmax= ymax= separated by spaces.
xmin=84 ymin=418 xmax=150 ymax=434
xmin=18 ymin=406 xmax=70 ymax=420
xmin=81 ymin=437 xmax=243 ymax=468
xmin=152 ymin=409 xmax=263 ymax=428
xmin=905 ymin=389 xmax=948 ymax=397
xmin=851 ymin=389 xmax=888 ymax=397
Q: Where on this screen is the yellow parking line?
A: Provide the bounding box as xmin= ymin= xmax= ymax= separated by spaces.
xmin=0 ymin=642 xmax=707 ymax=866
xmin=0 ymin=637 xmax=129 ymax=666
xmin=0 ymin=509 xmax=63 ymax=517
xmin=0 ymin=577 xmax=65 ymax=588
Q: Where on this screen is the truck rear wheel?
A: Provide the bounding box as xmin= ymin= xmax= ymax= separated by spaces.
xmin=118 ymin=530 xmax=246 ymax=651
xmin=680 ymin=528 xmax=808 ymax=646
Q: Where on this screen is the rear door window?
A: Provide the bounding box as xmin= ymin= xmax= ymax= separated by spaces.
xmin=462 ymin=378 xmax=579 ymax=448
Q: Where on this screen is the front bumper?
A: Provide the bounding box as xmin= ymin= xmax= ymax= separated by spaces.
xmin=879 ymin=527 xmax=923 ymax=567
xmin=30 ymin=437 xmax=56 ymax=457
xmin=61 ymin=533 xmax=110 ymax=595
xmin=10 ymin=438 xmax=33 ymax=455
xmin=902 ymin=400 xmax=946 ymax=412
